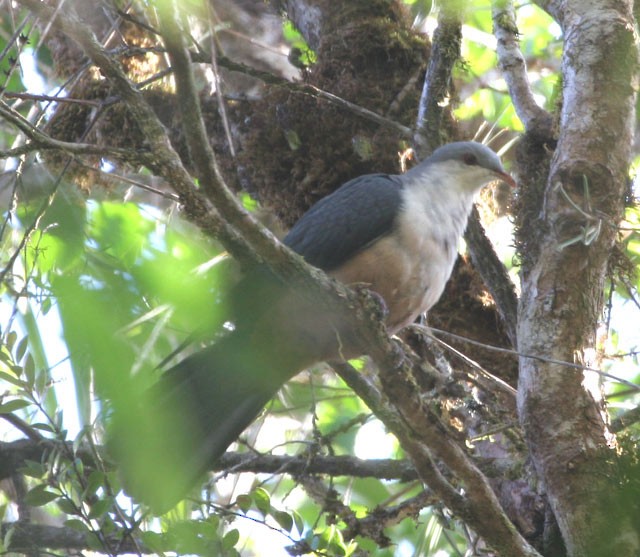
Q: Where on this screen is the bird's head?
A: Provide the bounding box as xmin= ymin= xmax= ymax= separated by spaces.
xmin=411 ymin=141 xmax=516 ymax=193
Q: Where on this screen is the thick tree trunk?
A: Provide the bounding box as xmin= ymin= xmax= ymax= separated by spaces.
xmin=519 ymin=1 xmax=638 ymax=555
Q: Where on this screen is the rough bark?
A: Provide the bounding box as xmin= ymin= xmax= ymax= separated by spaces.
xmin=517 ymin=1 xmax=639 ymax=555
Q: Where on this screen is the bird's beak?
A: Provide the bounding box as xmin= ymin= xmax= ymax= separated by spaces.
xmin=497 ymin=171 xmax=517 ymax=188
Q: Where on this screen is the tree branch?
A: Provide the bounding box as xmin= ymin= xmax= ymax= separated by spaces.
xmin=335 ymin=351 xmax=539 ymax=556
xmin=415 ymin=2 xmax=461 ymax=154
xmin=464 ymin=207 xmax=519 ymax=346
xmin=0 ymin=100 xmax=133 ymax=160
xmin=15 ymin=0 xmax=259 ymax=268
xmin=0 ymin=522 xmax=147 ymax=554
xmin=491 ymin=0 xmax=554 ymax=141
xmin=192 ymin=51 xmax=414 ymax=137
xmin=0 ymin=438 xmax=419 ymax=482
xmin=370 ymin=339 xmax=541 ymax=557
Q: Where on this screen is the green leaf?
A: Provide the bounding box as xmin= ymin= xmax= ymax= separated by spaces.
xmin=0 ymin=371 xmax=25 ymax=388
xmin=23 ymin=354 xmax=35 ymax=388
xmin=274 ymin=510 xmax=294 ymax=532
xmin=0 ymin=399 xmax=32 ymax=414
xmin=24 ymin=485 xmax=59 ymax=506
xmin=89 ymin=202 xmax=154 ymax=267
xmin=88 ymin=497 xmax=112 ymax=519
xmin=3 ymin=525 xmax=15 ymax=552
xmin=21 ymin=460 xmax=46 ymax=479
xmin=73 ymin=457 xmax=84 ymax=477
xmin=0 ymin=348 xmax=13 ymax=367
xmin=292 ymin=510 xmax=305 ymax=534
xmin=73 ymin=426 xmax=91 ymax=454
xmin=64 ymin=519 xmax=90 ymax=533
xmin=284 ymin=129 xmax=301 ymax=150
xmin=253 ymin=487 xmax=271 ymax=516
xmin=57 ymin=498 xmax=79 ymax=515
xmin=222 ymin=529 xmax=240 ymax=550
xmin=240 ymin=192 xmax=258 ymax=212
xmin=15 ymin=336 xmax=29 ymax=362
xmin=6 ymin=331 xmax=17 ymax=353
xmin=141 ymin=531 xmax=168 ymax=553
xmin=31 ymin=422 xmax=56 ymax=433
xmin=235 ymin=494 xmax=252 ymax=513
xmin=282 ymin=20 xmax=316 ymax=66
xmin=84 ymin=470 xmax=106 ymax=498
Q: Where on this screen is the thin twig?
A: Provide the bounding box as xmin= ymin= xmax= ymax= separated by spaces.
xmin=426 ymin=326 xmax=640 ymax=391
xmin=78 ymin=164 xmax=180 ymax=202
xmin=0 ymin=100 xmax=133 ymax=159
xmin=1 ymin=91 xmax=102 ymax=106
xmin=205 ymin=3 xmax=236 ymax=157
xmin=424 ymin=328 xmax=517 ymax=397
xmin=610 ymin=405 xmax=640 ymax=433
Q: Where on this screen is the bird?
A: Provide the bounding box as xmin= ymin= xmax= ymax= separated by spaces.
xmin=117 ymin=141 xmax=515 ymax=509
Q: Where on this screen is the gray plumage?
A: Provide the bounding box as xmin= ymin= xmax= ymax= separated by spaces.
xmin=284 ymin=174 xmax=403 ymax=270
xmin=285 ymin=141 xmax=513 ymax=329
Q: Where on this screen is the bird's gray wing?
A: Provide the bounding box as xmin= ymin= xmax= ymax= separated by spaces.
xmin=284 ymin=173 xmax=403 ymax=271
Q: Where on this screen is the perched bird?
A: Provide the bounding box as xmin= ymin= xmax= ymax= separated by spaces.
xmin=122 ymin=141 xmax=514 ymax=509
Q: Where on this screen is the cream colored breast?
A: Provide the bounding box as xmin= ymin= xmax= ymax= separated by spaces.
xmin=330 ymin=232 xmax=456 ymax=333
xmin=330 ymin=183 xmax=473 ymax=333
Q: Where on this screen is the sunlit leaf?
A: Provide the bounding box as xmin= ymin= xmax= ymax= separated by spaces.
xmin=253 ymin=487 xmax=271 ymax=516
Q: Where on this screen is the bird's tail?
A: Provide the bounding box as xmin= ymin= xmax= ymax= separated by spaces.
xmin=111 ymin=330 xmax=298 ymax=511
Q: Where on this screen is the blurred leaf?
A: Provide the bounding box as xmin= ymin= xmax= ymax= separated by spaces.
xmin=57 ymin=498 xmax=80 ymax=515
xmin=425 ymin=513 xmax=443 ymax=552
xmin=84 ymin=470 xmax=107 ymax=498
xmin=31 ymin=422 xmax=56 ymax=433
xmin=141 ymin=531 xmax=168 ymax=553
xmin=293 ymin=510 xmax=305 ymax=535
xmin=274 ymin=510 xmax=294 ymax=532
xmin=282 ymin=20 xmax=317 ymax=66
xmin=23 ymin=353 xmax=35 ymax=388
xmin=24 ymin=485 xmax=59 ymax=506
xmin=89 ymin=202 xmax=154 ymax=267
xmin=222 ymin=529 xmax=239 ymax=550
xmin=253 ymin=487 xmax=271 ymax=516
xmin=6 ymin=332 xmax=17 ymax=353
xmin=21 ymin=460 xmax=46 ymax=479
xmin=240 ymin=192 xmax=258 ymax=212
xmin=15 ymin=336 xmax=29 ymax=362
xmin=0 ymin=371 xmax=27 ymax=388
xmin=0 ymin=399 xmax=31 ymax=413
xmin=64 ymin=519 xmax=90 ymax=533
xmin=88 ymin=497 xmax=113 ymax=520
xmin=19 ymin=186 xmax=86 ymax=275
xmin=235 ymin=494 xmax=252 ymax=513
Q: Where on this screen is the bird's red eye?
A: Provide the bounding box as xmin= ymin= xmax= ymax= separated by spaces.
xmin=462 ymin=153 xmax=478 ymax=166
